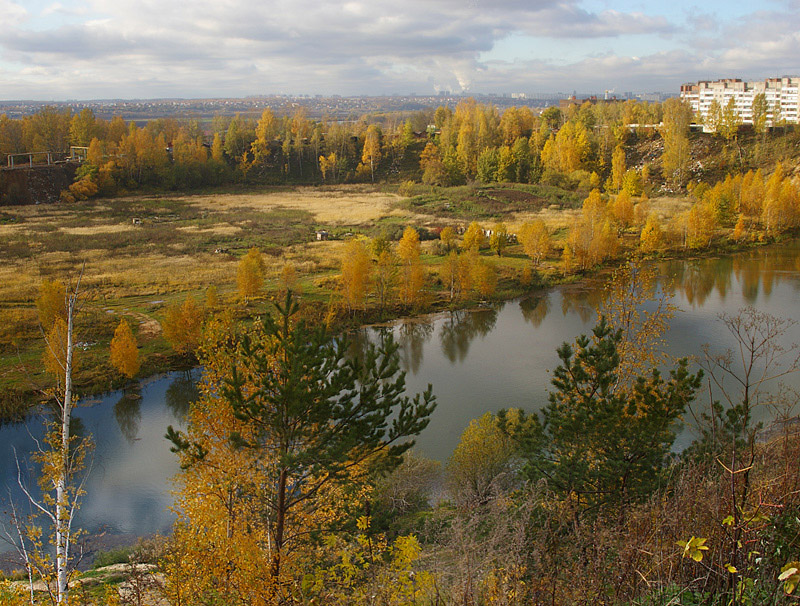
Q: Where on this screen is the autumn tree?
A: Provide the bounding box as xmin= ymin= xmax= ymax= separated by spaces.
xmin=684 ymin=202 xmax=717 ymax=249
xmin=18 ymin=272 xmax=90 ymax=605
xmin=540 ymin=121 xmax=590 ymax=173
xmin=447 ymin=412 xmax=516 ymax=506
xmin=373 ymin=248 xmax=398 ymax=311
xmin=705 ymin=99 xmax=723 ymax=134
xmin=237 ymin=247 xmax=266 ymax=302
xmin=397 ymin=226 xmax=425 ymax=306
xmin=168 ymin=293 xmax=436 ymax=594
xmin=751 ymin=93 xmax=768 ymax=135
xmin=439 ymin=226 xmax=457 ymax=252
xmin=639 ymin=213 xmax=664 ymax=253
xmin=361 ymin=124 xmax=382 ymax=183
xmin=609 ymin=144 xmax=626 ymax=193
xmin=567 ymin=189 xmax=619 ymax=269
xmin=420 ymin=142 xmax=447 ymax=185
xmin=109 ymin=319 xmax=140 ymax=379
xmin=610 ymin=190 xmax=634 ymax=233
xmin=319 ymin=152 xmax=337 ymax=182
xmin=278 ymin=262 xmax=300 ymax=297
xmin=340 ymin=238 xmax=371 ymax=312
xmin=471 ymin=255 xmax=498 ymax=298
xmin=660 ymin=98 xmax=692 ymax=187
xmin=36 ymin=279 xmax=67 ymax=330
xmin=720 ymin=97 xmax=742 ymax=142
xmin=461 ymin=221 xmax=487 ymax=252
xmin=518 ymin=219 xmax=551 ymax=266
xmin=489 ymin=222 xmax=509 ymax=256
xmin=161 ymin=296 xmax=204 ymax=355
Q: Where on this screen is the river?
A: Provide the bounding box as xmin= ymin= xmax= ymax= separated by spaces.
xmin=1 ymin=242 xmax=799 ymax=542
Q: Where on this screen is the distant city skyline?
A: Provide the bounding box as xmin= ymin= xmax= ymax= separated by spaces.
xmin=2 ymin=0 xmax=799 ymax=101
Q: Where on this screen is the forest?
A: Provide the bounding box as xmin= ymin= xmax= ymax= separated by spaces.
xmin=1 ymin=98 xmax=800 ymax=605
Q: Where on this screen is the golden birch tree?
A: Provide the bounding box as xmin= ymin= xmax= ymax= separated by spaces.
xmin=109 ymin=319 xmax=139 ymax=379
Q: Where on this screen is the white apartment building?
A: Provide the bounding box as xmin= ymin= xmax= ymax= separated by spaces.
xmin=680 ymin=77 xmax=800 ymax=126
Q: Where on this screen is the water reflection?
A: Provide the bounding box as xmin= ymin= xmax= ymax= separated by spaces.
xmin=397 ymin=319 xmax=434 ymax=375
xmin=439 ymin=307 xmax=499 ymax=364
xmin=2 ymin=242 xmax=800 ymax=541
xmin=164 ymin=369 xmax=200 ymax=420
xmin=114 ymin=387 xmax=142 ymax=444
xmin=559 ymin=286 xmax=601 ymax=322
xmin=519 ymin=295 xmax=550 ymax=327
xmin=660 ymin=243 xmax=800 ymax=307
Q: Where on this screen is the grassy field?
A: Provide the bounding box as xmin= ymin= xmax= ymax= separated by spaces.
xmin=0 ymin=182 xmax=695 ymax=408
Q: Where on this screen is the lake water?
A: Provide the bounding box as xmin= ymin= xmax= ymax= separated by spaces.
xmin=2 ymin=242 xmax=800 ymax=541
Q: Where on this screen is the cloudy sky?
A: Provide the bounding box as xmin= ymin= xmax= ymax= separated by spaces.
xmin=2 ymin=0 xmax=800 ymax=100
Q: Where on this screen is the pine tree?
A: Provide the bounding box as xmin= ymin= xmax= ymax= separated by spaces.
xmin=168 ymin=293 xmax=436 ymax=589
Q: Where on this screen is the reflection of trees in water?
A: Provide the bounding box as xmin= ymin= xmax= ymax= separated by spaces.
xmin=397 ymin=320 xmax=434 ymax=375
xmin=440 ymin=308 xmax=498 ymax=364
xmin=165 ymin=369 xmax=200 ymax=421
xmin=114 ymin=387 xmax=142 ymax=444
xmin=560 ymin=287 xmax=600 ymax=323
xmin=714 ymin=257 xmax=733 ymax=300
xmin=664 ymin=245 xmax=800 ymax=307
xmin=676 ymin=260 xmax=717 ymax=307
xmin=519 ymin=295 xmax=550 ymax=328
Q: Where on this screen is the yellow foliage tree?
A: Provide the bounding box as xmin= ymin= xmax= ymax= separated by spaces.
xmin=340 ymin=238 xmax=371 ymax=311
xmin=518 ymin=219 xmax=551 ymax=266
xmin=278 ymin=262 xmax=300 ymax=296
xmin=610 ymin=190 xmax=634 ymax=233
xmin=109 ymin=319 xmax=139 ymax=379
xmin=397 ymin=227 xmax=425 ymax=306
xmin=489 ymin=222 xmax=509 ymax=256
xmin=237 ymin=247 xmax=265 ymax=302
xmin=440 ymin=225 xmax=457 ymax=252
xmin=639 ymin=213 xmax=664 ymax=254
xmin=374 ymin=249 xmax=398 ymax=310
xmin=161 ymin=297 xmax=203 ymax=355
xmin=685 ymin=203 xmax=717 ymax=249
xmin=567 ymin=190 xmax=619 ymax=269
xmin=43 ymin=317 xmax=78 ymax=381
xmin=166 ymin=296 xmax=435 ymax=600
xmin=319 ymin=152 xmax=337 ymax=182
xmin=733 ymin=214 xmax=747 ymax=242
xmin=446 ymin=412 xmax=515 ymax=506
xmin=461 ymin=221 xmax=487 ymax=252
xmin=472 ymin=256 xmax=497 ymax=298
xmin=610 ymin=144 xmax=626 ymax=193
xmin=361 ymin=124 xmax=382 ymax=183
xmin=36 ymin=279 xmax=66 ymax=330
xmin=540 ymin=121 xmax=590 ymax=173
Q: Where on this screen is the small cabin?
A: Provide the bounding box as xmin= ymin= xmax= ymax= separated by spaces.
xmin=316 ymin=230 xmax=329 ymax=241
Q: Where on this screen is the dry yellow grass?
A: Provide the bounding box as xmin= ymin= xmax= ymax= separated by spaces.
xmin=0 ymin=187 xmax=698 ymax=351
xmin=177 ymin=185 xmax=409 ymax=225
xmin=60 ymin=224 xmax=136 ymax=236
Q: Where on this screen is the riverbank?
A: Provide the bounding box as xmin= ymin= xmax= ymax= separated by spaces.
xmin=0 ymin=182 xmax=796 ymax=421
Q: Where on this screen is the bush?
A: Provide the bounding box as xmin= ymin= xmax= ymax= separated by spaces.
xmin=93 ymin=545 xmax=135 ymax=568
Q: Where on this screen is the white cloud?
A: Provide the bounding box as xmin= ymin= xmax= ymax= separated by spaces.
xmin=0 ymin=0 xmax=798 ymax=98
xmin=1 ymin=0 xmax=28 ymax=25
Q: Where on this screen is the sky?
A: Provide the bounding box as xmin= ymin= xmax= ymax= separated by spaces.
xmin=2 ymin=0 xmax=800 ymax=100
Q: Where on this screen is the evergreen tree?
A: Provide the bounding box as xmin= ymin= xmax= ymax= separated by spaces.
xmin=501 ymin=318 xmax=700 ymax=513
xmin=168 ymin=293 xmax=435 ymax=585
